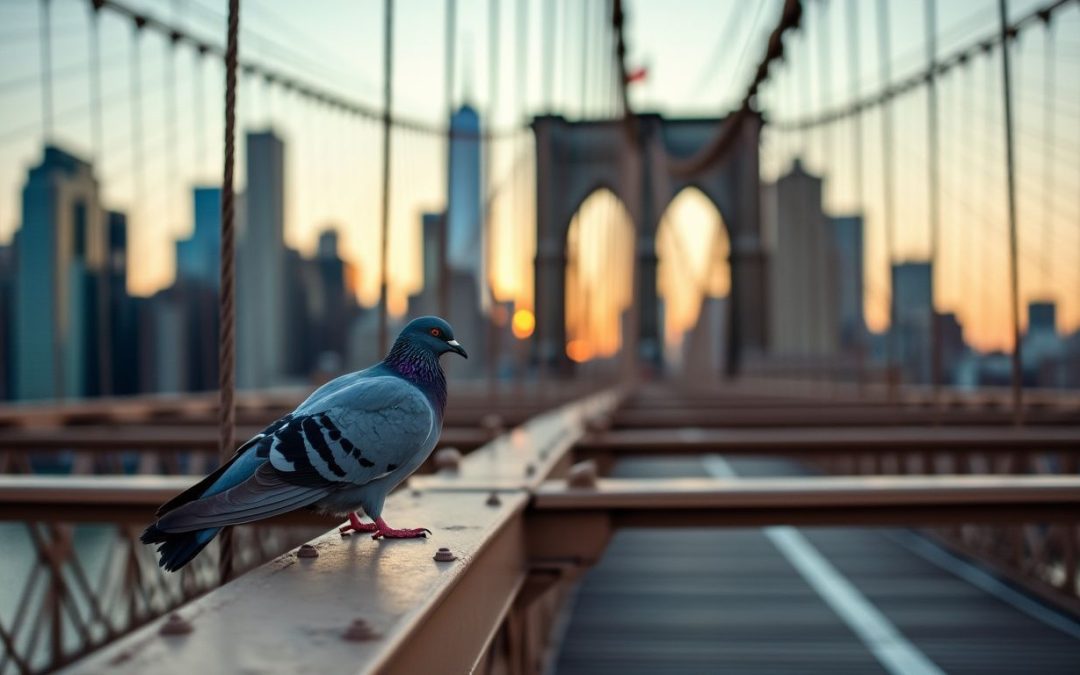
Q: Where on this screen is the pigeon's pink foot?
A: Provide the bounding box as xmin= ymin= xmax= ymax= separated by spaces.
xmin=339 ymin=512 xmax=378 ymax=536
xmin=371 ymin=517 xmax=431 ymax=540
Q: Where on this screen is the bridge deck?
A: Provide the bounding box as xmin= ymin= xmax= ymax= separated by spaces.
xmin=552 ymin=456 xmax=1080 ymax=674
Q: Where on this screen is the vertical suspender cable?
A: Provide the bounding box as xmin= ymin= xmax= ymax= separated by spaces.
xmin=439 ymin=0 xmax=455 ymax=321
xmin=542 ymin=0 xmax=555 ymax=110
xmin=486 ymin=0 xmax=500 ymax=397
xmin=815 ymin=0 xmax=831 ymax=374
xmin=1040 ymin=20 xmax=1055 ymax=296
xmin=377 ymin=0 xmax=394 ymax=357
xmin=845 ymin=0 xmax=866 ymax=388
xmin=194 ymin=46 xmax=207 ymax=178
xmin=88 ymin=0 xmax=111 ymax=396
xmin=876 ymin=0 xmax=898 ymax=400
xmin=218 ymin=0 xmax=240 ymax=583
xmin=925 ymin=0 xmax=942 ymax=402
xmin=88 ymin=1 xmax=104 ymax=160
xmin=514 ymin=0 xmax=528 ymax=372
xmin=40 ymin=0 xmax=53 ymax=143
xmin=165 ymin=31 xmax=180 ymax=257
xmin=817 ymin=0 xmax=832 ymax=179
xmin=41 ymin=0 xmax=61 ymax=396
xmin=580 ymin=0 xmax=590 ymax=118
xmin=997 ymin=0 xmax=1023 ymax=424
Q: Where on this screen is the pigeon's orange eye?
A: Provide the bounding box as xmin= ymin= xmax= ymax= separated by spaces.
xmin=430 ymin=328 xmax=441 ymax=337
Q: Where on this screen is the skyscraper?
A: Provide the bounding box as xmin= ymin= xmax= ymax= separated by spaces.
xmin=830 ymin=215 xmax=865 ymax=351
xmin=14 ymin=146 xmax=109 ymax=400
xmin=106 ymin=210 xmax=139 ymax=395
xmin=763 ymin=160 xmax=840 ymax=356
xmin=446 ymin=105 xmax=482 ymax=280
xmin=408 ymin=211 xmax=445 ymax=317
xmin=891 ymin=261 xmax=934 ymax=383
xmin=176 ymin=187 xmax=221 ymax=289
xmin=238 ymin=130 xmax=287 ymax=388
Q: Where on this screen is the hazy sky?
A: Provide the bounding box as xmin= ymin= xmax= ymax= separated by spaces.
xmin=0 ymin=0 xmax=1077 ymax=353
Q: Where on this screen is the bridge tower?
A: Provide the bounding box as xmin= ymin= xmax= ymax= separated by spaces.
xmin=532 ymin=112 xmax=767 ymax=376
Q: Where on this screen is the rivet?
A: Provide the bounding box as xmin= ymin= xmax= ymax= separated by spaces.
xmin=434 ymin=547 xmax=457 ymax=562
xmin=297 ymin=544 xmax=319 ymax=558
xmin=342 ymin=618 xmax=380 ymax=642
xmin=159 ymin=612 xmax=193 ymax=635
xmin=486 ymin=491 xmax=502 ymax=506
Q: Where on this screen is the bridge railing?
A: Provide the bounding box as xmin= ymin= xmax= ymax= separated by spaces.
xmin=7 ymin=386 xmax=1068 ymax=674
xmin=0 ymin=387 xmax=621 ymax=675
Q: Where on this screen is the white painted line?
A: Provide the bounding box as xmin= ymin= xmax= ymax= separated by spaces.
xmin=703 ymin=455 xmax=945 ymax=675
xmin=889 ymin=530 xmax=1080 ymax=641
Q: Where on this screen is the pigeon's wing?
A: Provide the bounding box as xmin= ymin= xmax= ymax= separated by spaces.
xmin=265 ymin=375 xmax=436 ymax=489
xmin=155 ymin=463 xmax=331 ymax=532
xmin=155 ymin=376 xmax=434 ymax=533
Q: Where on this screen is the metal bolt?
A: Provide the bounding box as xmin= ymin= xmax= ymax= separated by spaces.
xmin=434 ymin=447 xmax=462 ymax=473
xmin=485 ymin=491 xmax=502 ymax=506
xmin=159 ymin=612 xmax=193 ymax=635
xmin=525 ymin=463 xmax=536 ymax=477
xmin=433 ymin=547 xmax=457 ymax=562
xmin=480 ymin=413 xmax=504 ymax=435
xmin=297 ymin=544 xmax=319 ymax=558
xmin=567 ymin=459 xmax=598 ymax=489
xmin=342 ymin=618 xmax=379 ymax=642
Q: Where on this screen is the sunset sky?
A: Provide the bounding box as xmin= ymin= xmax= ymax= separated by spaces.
xmin=0 ymin=0 xmax=1077 ymax=355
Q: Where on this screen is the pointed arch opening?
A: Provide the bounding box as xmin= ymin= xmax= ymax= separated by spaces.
xmin=656 ymin=187 xmax=730 ymax=371
xmin=564 ymin=188 xmax=634 ymax=363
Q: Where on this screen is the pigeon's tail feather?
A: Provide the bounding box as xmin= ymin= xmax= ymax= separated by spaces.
xmin=141 ymin=524 xmax=221 ymax=572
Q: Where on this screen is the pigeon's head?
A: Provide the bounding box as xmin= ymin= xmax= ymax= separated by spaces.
xmin=399 ymin=316 xmax=468 ymax=359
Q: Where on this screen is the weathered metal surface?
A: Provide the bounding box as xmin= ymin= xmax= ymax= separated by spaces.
xmin=410 ymin=389 xmax=623 ymax=493
xmin=0 ymin=386 xmax=602 ymax=430
xmin=61 ymin=491 xmax=530 ymax=675
xmin=613 ymin=407 xmax=1080 ymax=428
xmin=531 ymin=476 xmax=1080 ymax=528
xmin=577 ymin=426 xmax=1080 ymax=457
xmin=0 ymin=476 xmax=327 ymax=526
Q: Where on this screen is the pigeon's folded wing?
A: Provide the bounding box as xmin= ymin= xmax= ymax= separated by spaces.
xmin=156 ymin=463 xmax=331 ymax=532
xmin=155 ymin=376 xmax=434 ymax=533
xmin=265 ymin=375 xmax=436 ymax=489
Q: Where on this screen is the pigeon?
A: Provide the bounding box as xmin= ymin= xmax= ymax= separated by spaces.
xmin=141 ymin=316 xmax=467 ymax=572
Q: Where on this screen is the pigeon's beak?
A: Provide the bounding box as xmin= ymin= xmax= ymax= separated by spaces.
xmin=447 ymin=339 xmax=468 ymax=359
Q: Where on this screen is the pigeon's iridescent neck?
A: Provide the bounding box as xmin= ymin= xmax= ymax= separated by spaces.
xmin=382 ymin=340 xmax=448 ymax=415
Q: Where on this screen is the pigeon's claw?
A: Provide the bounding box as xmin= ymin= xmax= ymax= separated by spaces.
xmin=371 ymin=517 xmax=431 ymax=539
xmin=339 ymin=512 xmax=378 ymax=536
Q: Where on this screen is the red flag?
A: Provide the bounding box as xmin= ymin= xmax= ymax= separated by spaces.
xmin=625 ymin=66 xmax=648 ymax=84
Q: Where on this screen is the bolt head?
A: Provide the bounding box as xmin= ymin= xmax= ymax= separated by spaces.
xmin=342 ymin=618 xmax=379 ymax=642
xmin=297 ymin=544 xmax=319 ymax=558
xmin=485 ymin=491 xmax=502 ymax=507
xmin=434 ymin=547 xmax=457 ymax=562
xmin=160 ymin=613 xmax=193 ymax=635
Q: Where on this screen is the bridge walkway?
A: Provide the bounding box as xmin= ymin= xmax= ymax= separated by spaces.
xmin=553 ymin=456 xmax=1080 ymax=674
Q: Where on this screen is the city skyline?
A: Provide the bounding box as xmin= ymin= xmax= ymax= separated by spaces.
xmin=0 ymin=0 xmax=1077 ymax=356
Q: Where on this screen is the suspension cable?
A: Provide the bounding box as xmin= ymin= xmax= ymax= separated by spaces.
xmin=94 ymin=0 xmax=517 ymax=140
xmin=775 ymin=0 xmax=1074 ymax=131
xmin=217 ymin=0 xmax=239 ymax=584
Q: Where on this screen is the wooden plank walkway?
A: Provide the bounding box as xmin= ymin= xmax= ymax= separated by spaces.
xmin=552 ymin=457 xmax=1080 ymax=674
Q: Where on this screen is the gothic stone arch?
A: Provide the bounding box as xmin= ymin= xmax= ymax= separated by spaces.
xmin=533 ymin=112 xmax=767 ymax=375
